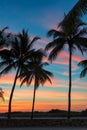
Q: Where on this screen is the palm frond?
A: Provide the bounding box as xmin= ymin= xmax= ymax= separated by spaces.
xmin=0 ymin=61 xmax=17 ymax=76
xmin=0 ymin=26 xmax=8 ymax=35
xmin=76 ymin=21 xmax=87 ymax=27
xmin=77 ymin=27 xmax=87 ymax=37
xmin=0 ymin=88 xmax=5 ymax=101
xmin=48 ymin=42 xmax=65 ymax=61
xmin=1 ymin=26 xmax=8 ymax=32
xmin=71 ymin=22 xmax=87 ymax=35
xmin=44 ymin=70 xmax=53 ymax=84
xmin=45 ymin=40 xmax=57 ymax=51
xmin=0 ymin=49 xmax=13 ymax=59
xmin=78 ymin=60 xmax=87 ymax=68
xmin=59 ymin=0 xmax=87 ymax=34
xmin=31 ymin=36 xmax=40 ymax=44
xmin=20 ymin=73 xmax=33 ymax=87
xmin=18 ymin=29 xmax=29 ymax=48
xmin=0 ymin=60 xmax=13 ymax=70
xmin=75 ymin=37 xmax=87 ymax=49
xmin=47 ymin=29 xmax=64 ymax=38
xmin=40 ymin=62 xmax=49 ymax=67
xmin=45 ymin=38 xmax=65 ymax=51
xmin=74 ymin=42 xmax=83 ymax=55
xmin=80 ymin=67 xmax=87 ymax=78
xmin=32 ymin=49 xmax=46 ymax=61
xmin=27 ymin=36 xmax=40 ymax=50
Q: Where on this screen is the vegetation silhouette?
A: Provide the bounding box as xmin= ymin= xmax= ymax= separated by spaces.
xmin=19 ymin=56 xmax=53 ymax=119
xmin=0 ymin=29 xmax=44 ymax=119
xmin=78 ymin=59 xmax=87 ymax=78
xmin=59 ymin=0 xmax=87 ymax=36
xmin=45 ymin=22 xmax=87 ymax=119
xmin=0 ymin=0 xmax=87 ymax=121
xmin=0 ymin=88 xmax=4 ymax=101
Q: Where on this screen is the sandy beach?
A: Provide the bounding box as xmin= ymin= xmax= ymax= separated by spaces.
xmin=0 ymin=127 xmax=87 ymax=130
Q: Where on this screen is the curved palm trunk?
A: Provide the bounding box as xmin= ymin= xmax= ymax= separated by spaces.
xmin=68 ymin=47 xmax=72 ymax=119
xmin=31 ymin=80 xmax=37 ymax=120
xmin=8 ymin=67 xmax=20 ymax=119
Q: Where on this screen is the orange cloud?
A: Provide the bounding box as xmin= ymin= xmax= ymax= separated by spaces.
xmin=0 ymin=100 xmax=87 ymax=113
xmin=0 ymin=88 xmax=87 ymax=113
xmin=57 ymin=51 xmax=83 ymax=63
xmin=0 ymin=73 xmax=20 ymax=85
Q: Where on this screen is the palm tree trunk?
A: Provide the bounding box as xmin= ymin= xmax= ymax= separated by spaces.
xmin=31 ymin=83 xmax=37 ymax=120
xmin=7 ymin=67 xmax=20 ymax=119
xmin=68 ymin=47 xmax=72 ymax=120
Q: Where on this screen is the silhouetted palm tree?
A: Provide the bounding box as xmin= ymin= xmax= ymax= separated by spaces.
xmin=78 ymin=60 xmax=87 ymax=78
xmin=59 ymin=0 xmax=87 ymax=36
xmin=19 ymin=58 xmax=53 ymax=119
xmin=0 ymin=88 xmax=4 ymax=101
xmin=45 ymin=22 xmax=87 ymax=119
xmin=0 ymin=29 xmax=43 ymax=119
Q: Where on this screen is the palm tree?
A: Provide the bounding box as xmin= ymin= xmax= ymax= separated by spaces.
xmin=59 ymin=0 xmax=87 ymax=36
xmin=19 ymin=58 xmax=53 ymax=119
xmin=0 ymin=29 xmax=43 ymax=119
xmin=0 ymin=88 xmax=4 ymax=101
xmin=45 ymin=22 xmax=87 ymax=119
xmin=78 ymin=60 xmax=87 ymax=78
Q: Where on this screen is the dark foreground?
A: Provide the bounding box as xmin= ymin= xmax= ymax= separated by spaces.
xmin=0 ymin=119 xmax=87 ymax=128
xmin=0 ymin=127 xmax=87 ymax=130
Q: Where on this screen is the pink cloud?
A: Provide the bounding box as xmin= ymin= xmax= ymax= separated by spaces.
xmin=45 ymin=51 xmax=84 ymax=71
xmin=58 ymin=51 xmax=84 ymax=63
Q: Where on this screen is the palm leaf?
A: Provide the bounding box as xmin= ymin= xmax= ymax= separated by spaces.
xmin=30 ymin=36 xmax=40 ymax=44
xmin=0 ymin=88 xmax=5 ymax=101
xmin=40 ymin=62 xmax=49 ymax=67
xmin=0 ymin=26 xmax=8 ymax=35
xmin=48 ymin=42 xmax=65 ymax=61
xmin=78 ymin=60 xmax=87 ymax=68
xmin=75 ymin=37 xmax=87 ymax=49
xmin=45 ymin=38 xmax=65 ymax=51
xmin=59 ymin=0 xmax=87 ymax=34
xmin=0 ymin=61 xmax=17 ymax=76
xmin=47 ymin=29 xmax=64 ymax=38
xmin=0 ymin=49 xmax=13 ymax=59
xmin=27 ymin=36 xmax=40 ymax=50
xmin=80 ymin=67 xmax=87 ymax=78
xmin=74 ymin=42 xmax=83 ymax=55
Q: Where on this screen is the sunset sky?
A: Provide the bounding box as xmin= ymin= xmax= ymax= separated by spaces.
xmin=0 ymin=0 xmax=87 ymax=113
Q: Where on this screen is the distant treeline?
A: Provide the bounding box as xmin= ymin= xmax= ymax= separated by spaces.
xmin=0 ymin=109 xmax=87 ymax=117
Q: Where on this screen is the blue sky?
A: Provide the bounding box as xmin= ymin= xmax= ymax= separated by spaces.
xmin=0 ymin=0 xmax=78 ymax=33
xmin=0 ymin=0 xmax=87 ymax=112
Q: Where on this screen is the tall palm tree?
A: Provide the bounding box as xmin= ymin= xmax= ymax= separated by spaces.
xmin=45 ymin=22 xmax=87 ymax=119
xmin=0 ymin=29 xmax=43 ymax=119
xmin=59 ymin=0 xmax=87 ymax=36
xmin=19 ymin=59 xmax=53 ymax=119
xmin=78 ymin=60 xmax=87 ymax=78
xmin=0 ymin=88 xmax=4 ymax=101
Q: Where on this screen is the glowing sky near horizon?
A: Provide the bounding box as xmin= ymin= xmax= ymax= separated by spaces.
xmin=0 ymin=0 xmax=87 ymax=112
